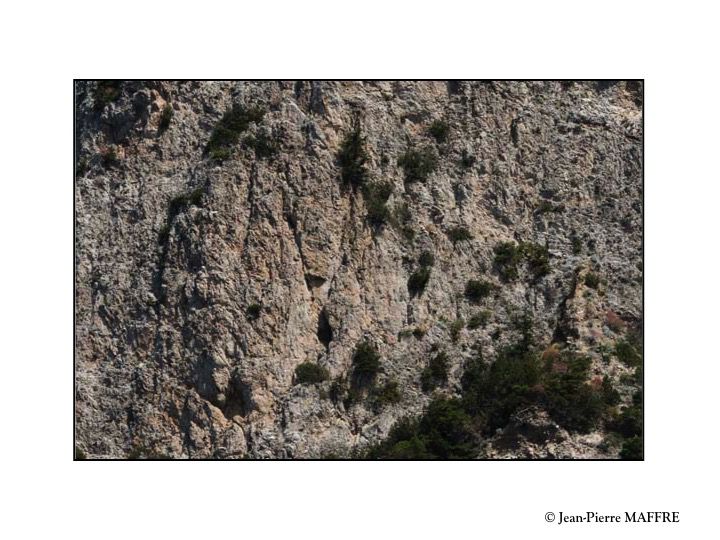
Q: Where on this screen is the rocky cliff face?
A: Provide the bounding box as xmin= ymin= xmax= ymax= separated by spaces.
xmin=74 ymin=80 xmax=643 ymax=459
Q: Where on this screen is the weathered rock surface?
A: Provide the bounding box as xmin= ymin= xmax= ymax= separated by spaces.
xmin=75 ymin=80 xmax=642 ymax=458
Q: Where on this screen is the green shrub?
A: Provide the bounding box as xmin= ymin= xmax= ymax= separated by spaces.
xmin=370 ymin=380 xmax=402 ymax=411
xmin=94 ymin=80 xmax=122 ymax=110
xmin=168 ymin=187 xmax=203 ymax=220
xmin=467 ymin=310 xmax=491 ymax=329
xmin=362 ymin=181 xmax=393 ymax=225
xmin=246 ymin=303 xmax=262 ymax=320
xmin=159 ymin=104 xmax=173 ymax=133
xmin=100 ymin=146 xmax=119 ymax=168
xmin=585 ymin=272 xmax=601 ymax=289
xmin=620 ymin=436 xmax=643 ymax=460
xmin=571 ymin=234 xmax=582 ymax=254
xmin=244 ymin=132 xmax=278 ymax=158
xmin=337 ymin=121 xmax=368 ymax=188
xmin=460 ymin=149 xmax=476 ymax=169
xmin=615 ymin=340 xmax=642 ymax=367
xmin=421 ymin=352 xmax=449 ymax=391
xmin=352 ymin=341 xmax=381 ymax=382
xmin=447 ymin=226 xmax=473 ymax=243
xmin=493 ymin=242 xmax=521 ymax=280
xmin=610 ymin=404 xmax=642 ymax=438
xmin=294 ymin=362 xmax=330 ymax=384
xmin=428 ymin=120 xmax=450 ymax=143
xmin=520 ymin=242 xmax=550 ymax=279
xmin=75 ymin=446 xmax=87 ymax=460
xmin=465 ymin=280 xmax=492 ymax=302
xmin=206 ymin=104 xmax=265 ymax=160
xmin=412 ymin=327 xmax=426 ymax=339
xmin=408 ymin=266 xmax=431 ymax=297
xmin=398 ymin=146 xmax=438 ymax=183
xmin=418 ymin=250 xmax=435 ymax=267
xmin=450 ymin=318 xmax=465 ymax=342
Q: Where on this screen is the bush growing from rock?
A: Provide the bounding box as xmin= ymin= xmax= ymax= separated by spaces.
xmin=465 ymin=279 xmax=493 ymax=302
xmin=94 ymin=80 xmax=122 ymax=110
xmin=421 ymin=352 xmax=449 ymax=391
xmin=467 ymin=310 xmax=491 ymax=329
xmin=352 ymin=341 xmax=381 ymax=382
xmin=294 ymin=362 xmax=330 ymax=384
xmin=398 ymin=146 xmax=438 ymax=183
xmin=620 ymin=436 xmax=643 ymax=460
xmin=159 ymin=104 xmax=173 ymax=133
xmin=206 ymin=104 xmax=266 ymax=160
xmin=447 ymin=226 xmax=473 ymax=244
xmin=337 ymin=121 xmax=368 ymax=188
xmin=246 ymin=303 xmax=262 ymax=320
xmin=428 ymin=119 xmax=450 ymax=143
xmin=362 ymin=181 xmax=393 ymax=225
xmin=408 ymin=266 xmax=431 ymax=297
xmin=585 ymin=272 xmax=601 ymax=289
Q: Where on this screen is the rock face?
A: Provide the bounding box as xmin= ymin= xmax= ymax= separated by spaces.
xmin=74 ymin=80 xmax=643 ymax=459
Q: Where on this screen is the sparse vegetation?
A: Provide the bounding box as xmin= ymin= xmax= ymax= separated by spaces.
xmin=352 ymin=341 xmax=381 ymax=382
xmin=338 ymin=121 xmax=368 ymax=188
xmin=159 ymin=104 xmax=173 ymax=133
xmin=493 ymin=241 xmax=550 ymax=281
xmin=244 ymin=131 xmax=278 ymax=158
xmin=295 ymin=362 xmax=330 ymax=384
xmin=370 ymin=380 xmax=402 ymax=411
xmin=450 ymin=318 xmax=465 ymax=342
xmin=398 ymin=146 xmax=438 ymax=183
xmin=465 ymin=279 xmax=493 ymax=302
xmin=615 ymin=339 xmax=642 ymax=367
xmin=100 ymin=146 xmax=119 ymax=168
xmin=205 ymin=104 xmax=266 ymax=161
xmin=408 ymin=266 xmax=431 ymax=297
xmin=246 ymin=303 xmax=262 ymax=320
xmin=428 ymin=119 xmax=450 ymax=143
xmin=620 ymin=436 xmax=643 ymax=460
xmin=362 ymin=181 xmax=393 ymax=225
xmin=421 ymin=352 xmax=449 ymax=391
xmin=94 ymin=80 xmax=122 ymax=110
xmin=447 ymin=226 xmax=473 ymax=244
xmin=418 ymin=250 xmax=435 ymax=268
xmin=571 ymin=234 xmax=582 ymax=254
xmin=467 ymin=310 xmax=491 ymax=329
xmin=460 ymin=149 xmax=476 ymax=169
xmin=585 ymin=272 xmax=601 ymax=289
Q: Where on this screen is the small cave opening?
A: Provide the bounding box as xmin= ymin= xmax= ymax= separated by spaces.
xmin=317 ymin=308 xmax=333 ymax=351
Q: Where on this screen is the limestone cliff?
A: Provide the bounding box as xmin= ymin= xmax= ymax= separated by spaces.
xmin=74 ymin=80 xmax=643 ymax=459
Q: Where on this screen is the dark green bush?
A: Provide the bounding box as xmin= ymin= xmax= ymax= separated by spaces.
xmin=244 ymin=132 xmax=278 ymax=158
xmin=159 ymin=104 xmax=173 ymax=133
xmin=571 ymin=234 xmax=582 ymax=254
xmin=168 ymin=188 xmax=203 ymax=220
xmin=615 ymin=340 xmax=642 ymax=367
xmin=75 ymin=446 xmax=86 ymax=460
xmin=295 ymin=362 xmax=330 ymax=384
xmin=449 ymin=318 xmax=465 ymax=342
xmin=421 ymin=351 xmax=449 ymax=391
xmin=520 ymin=242 xmax=550 ymax=279
xmin=246 ymin=303 xmax=262 ymax=320
xmin=370 ymin=380 xmax=402 ymax=411
xmin=428 ymin=120 xmax=450 ymax=143
xmin=408 ymin=266 xmax=431 ymax=297
xmin=337 ymin=122 xmax=368 ymax=188
xmin=206 ymin=104 xmax=265 ymax=160
xmin=467 ymin=310 xmax=491 ymax=329
xmin=100 ymin=146 xmax=119 ymax=168
xmin=398 ymin=146 xmax=438 ymax=183
xmin=460 ymin=149 xmax=476 ymax=169
xmin=493 ymin=242 xmax=521 ymax=280
xmin=465 ymin=279 xmax=493 ymax=302
xmin=447 ymin=226 xmax=473 ymax=243
xmin=352 ymin=341 xmax=381 ymax=381
xmin=94 ymin=80 xmax=122 ymax=110
xmin=620 ymin=436 xmax=643 ymax=460
xmin=610 ymin=404 xmax=642 ymax=438
xmin=418 ymin=250 xmax=435 ymax=267
xmin=585 ymin=272 xmax=600 ymax=289
xmin=362 ymin=181 xmax=393 ymax=225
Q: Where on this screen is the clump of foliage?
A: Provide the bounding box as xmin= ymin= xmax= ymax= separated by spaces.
xmin=585 ymin=272 xmax=601 ymax=289
xmin=493 ymin=241 xmax=550 ymax=281
xmin=352 ymin=341 xmax=381 ymax=383
xmin=75 ymin=446 xmax=86 ymax=460
xmin=370 ymin=380 xmax=402 ymax=411
xmin=388 ymin=202 xmax=415 ymax=242
xmin=294 ymin=362 xmax=330 ymax=385
xmin=366 ymin=398 xmax=476 ymax=459
xmin=100 ymin=146 xmax=119 ymax=168
xmin=428 ymin=119 xmax=450 ymax=143
xmin=398 ymin=146 xmax=438 ymax=183
xmin=159 ymin=104 xmax=173 ymax=133
xmin=446 ymin=226 xmax=473 ymax=244
xmin=412 ymin=327 xmax=426 ymax=339
xmin=421 ymin=351 xmax=449 ymax=391
xmin=620 ymin=436 xmax=643 ymax=460
xmin=244 ymin=131 xmax=278 ymax=158
xmin=460 ymin=149 xmax=476 ymax=169
xmin=571 ymin=233 xmax=583 ymax=254
xmin=206 ymin=104 xmax=265 ymax=160
xmin=94 ymin=80 xmax=122 ymax=110
xmin=168 ymin=188 xmax=203 ymax=220
xmin=615 ymin=339 xmax=642 ymax=367
xmin=467 ymin=310 xmax=491 ymax=329
xmin=337 ymin=121 xmax=368 ymax=188
xmin=408 ymin=266 xmax=431 ymax=297
xmin=536 ymin=200 xmax=564 ymax=214
xmin=362 ymin=181 xmax=393 ymax=225
xmin=450 ymin=318 xmax=465 ymax=342
xmin=464 ymin=279 xmax=493 ymax=302
xmin=408 ymin=250 xmax=435 ymax=296
xmin=246 ymin=303 xmax=262 ymax=320
xmin=609 ymin=404 xmax=642 ymax=438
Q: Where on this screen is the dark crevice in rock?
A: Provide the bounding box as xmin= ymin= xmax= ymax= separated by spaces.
xmin=317 ymin=308 xmax=333 ymax=351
